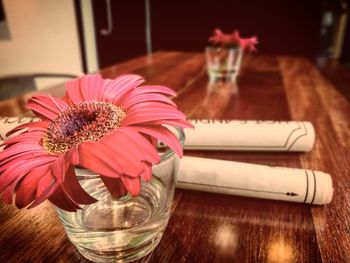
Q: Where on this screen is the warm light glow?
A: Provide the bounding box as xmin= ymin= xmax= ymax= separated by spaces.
xmin=214 ymin=224 xmax=238 ymax=257
xmin=267 ymin=237 xmax=294 ymax=263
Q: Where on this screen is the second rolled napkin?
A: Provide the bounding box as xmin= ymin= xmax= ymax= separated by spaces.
xmin=184 ymin=119 xmax=315 ymax=152
xmin=177 ymin=156 xmax=333 ymax=205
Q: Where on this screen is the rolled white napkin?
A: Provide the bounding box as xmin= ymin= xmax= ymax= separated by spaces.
xmin=1 ymin=117 xmax=315 ymax=152
xmin=0 ymin=117 xmax=332 ymax=205
xmin=185 ymin=119 xmax=315 ymax=152
xmin=177 ymin=156 xmax=333 ymax=205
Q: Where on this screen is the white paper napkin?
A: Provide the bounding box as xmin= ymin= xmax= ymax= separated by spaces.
xmin=1 ymin=117 xmax=330 ymax=205
xmin=1 ymin=117 xmax=316 ymax=152
xmin=177 ymin=156 xmax=333 ymax=205
xmin=185 ymin=119 xmax=315 ymax=152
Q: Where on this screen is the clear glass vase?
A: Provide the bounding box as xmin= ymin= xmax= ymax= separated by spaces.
xmin=56 ymin=128 xmax=184 ymax=263
xmin=206 ymin=46 xmax=243 ymax=83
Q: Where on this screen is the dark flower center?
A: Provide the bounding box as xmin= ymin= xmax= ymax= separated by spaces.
xmin=43 ymin=102 xmax=126 ymax=154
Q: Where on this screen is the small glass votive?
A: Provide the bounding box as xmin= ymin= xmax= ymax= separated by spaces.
xmin=205 ymin=47 xmax=243 ymax=83
xmin=56 ymin=128 xmax=185 ymax=263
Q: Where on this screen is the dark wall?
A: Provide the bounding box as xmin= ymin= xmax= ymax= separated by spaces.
xmin=0 ymin=0 xmax=5 ymax=21
xmin=341 ymin=0 xmax=350 ymax=63
xmin=92 ymin=0 xmax=147 ymax=68
xmin=89 ymin=0 xmax=332 ymax=68
xmin=151 ymin=0 xmax=324 ymax=59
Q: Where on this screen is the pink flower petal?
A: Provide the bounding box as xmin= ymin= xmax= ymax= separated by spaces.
xmin=2 ymin=185 xmax=14 ymax=204
xmin=231 ymin=31 xmax=241 ymax=43
xmin=50 ymin=153 xmax=70 ymax=182
xmin=121 ymin=176 xmax=141 ymax=196
xmin=105 ymin=128 xmax=160 ymax=164
xmin=209 ymin=28 xmax=226 ymax=44
xmin=67 ymin=146 xmax=80 ymax=165
xmin=0 ymin=156 xmax=56 ymax=192
xmin=120 ymin=86 xmax=177 ymax=104
xmin=140 ymin=162 xmax=152 ymax=182
xmin=100 ymin=176 xmax=128 ymax=198
xmin=3 ymin=164 xmax=51 ymax=205
xmin=6 ymin=120 xmax=48 ymax=137
xmin=0 ymin=143 xmax=45 ymax=169
xmin=26 ymin=95 xmax=67 ymax=120
xmin=0 ymin=138 xmax=45 ymax=161
xmin=240 ymin=36 xmax=258 ymax=52
xmin=78 ymin=140 xmax=144 ymax=178
xmin=31 ymin=95 xmax=68 ymax=111
xmin=62 ymin=166 xmax=97 ymax=204
xmin=0 ymin=150 xmax=49 ymax=173
xmin=65 ymin=78 xmax=85 ymax=104
xmin=79 ymin=74 xmax=105 ymax=101
xmin=121 ymin=93 xmax=177 ymax=110
xmin=134 ymin=125 xmax=183 ymax=158
xmin=65 ymin=74 xmax=108 ymax=104
xmin=36 ymin=171 xmax=55 ymax=197
xmin=123 ymin=104 xmax=186 ymax=126
xmin=1 ymin=131 xmax=44 ymax=147
xmin=103 ymin=74 xmax=144 ymax=103
xmin=127 ymin=101 xmax=180 ymax=113
xmin=15 ymin=164 xmax=51 ymax=208
xmin=215 ymin=28 xmax=224 ymax=36
xmin=141 ymin=119 xmax=194 ymax=129
xmin=48 ymin=185 xmax=81 ymax=212
xmin=28 ymin=174 xmax=58 ymax=208
xmin=137 ymin=85 xmax=177 ymax=96
xmin=128 ymin=99 xmax=182 ymax=111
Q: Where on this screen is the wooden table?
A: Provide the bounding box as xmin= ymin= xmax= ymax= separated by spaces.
xmin=0 ymin=52 xmax=349 ymax=262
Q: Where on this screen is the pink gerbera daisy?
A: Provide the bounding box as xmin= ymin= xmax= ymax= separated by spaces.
xmin=0 ymin=74 xmax=192 ymax=212
xmin=209 ymin=28 xmax=258 ymax=52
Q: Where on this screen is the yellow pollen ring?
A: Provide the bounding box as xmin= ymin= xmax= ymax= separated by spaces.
xmin=43 ymin=102 xmax=126 ymax=154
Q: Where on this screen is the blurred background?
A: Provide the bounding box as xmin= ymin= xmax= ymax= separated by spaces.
xmin=0 ymin=0 xmax=349 ymax=97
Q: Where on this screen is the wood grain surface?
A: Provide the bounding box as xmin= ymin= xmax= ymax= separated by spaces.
xmin=0 ymin=52 xmax=349 ymax=262
xmin=319 ymin=59 xmax=350 ymax=102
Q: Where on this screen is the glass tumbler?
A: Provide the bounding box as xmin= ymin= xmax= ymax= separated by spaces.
xmin=56 ymin=128 xmax=184 ymax=263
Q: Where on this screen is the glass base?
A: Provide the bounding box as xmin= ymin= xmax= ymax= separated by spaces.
xmin=208 ymin=70 xmax=238 ymax=83
xmin=81 ymin=194 xmax=152 ymax=230
xmin=77 ymin=235 xmax=162 ymax=263
xmin=57 ymin=176 xmax=172 ymax=263
xmin=207 ymin=79 xmax=239 ymax=95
